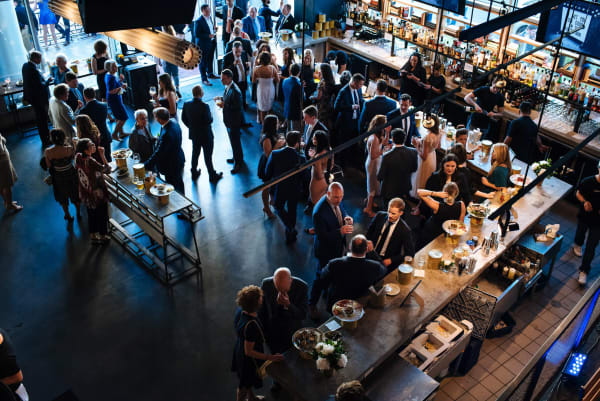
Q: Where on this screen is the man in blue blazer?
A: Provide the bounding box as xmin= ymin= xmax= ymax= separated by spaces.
xmin=387 ymin=93 xmax=419 ymax=146
xmin=310 ymin=182 xmax=353 ymax=317
xmin=194 ymin=4 xmax=219 ymax=85
xmin=242 ymin=7 xmax=266 ymax=41
xmin=80 ymin=88 xmax=112 ymax=162
xmin=265 ymin=131 xmax=306 ymax=244
xmin=144 ymin=108 xmax=186 ymax=194
xmin=282 ymin=63 xmax=303 ymax=131
xmin=22 ymin=50 xmax=51 ymax=147
xmin=334 ymin=73 xmax=365 ymax=167
xmin=64 ymin=71 xmax=85 ymax=114
xmin=358 ymin=79 xmax=397 ymax=134
xmin=219 ymin=69 xmax=245 ymax=174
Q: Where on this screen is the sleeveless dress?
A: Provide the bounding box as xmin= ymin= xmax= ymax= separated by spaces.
xmin=256 ymin=66 xmax=276 ymax=112
xmin=365 ymin=134 xmax=383 ymax=197
xmin=159 ymin=96 xmax=177 ymax=118
xmin=50 ymin=155 xmax=79 ymax=204
xmin=105 ymin=73 xmax=128 ymax=121
xmin=93 ymin=54 xmax=108 ymax=99
xmin=412 ymin=131 xmax=439 ymax=198
xmin=310 ymin=150 xmax=330 ymax=204
xmin=38 ymin=0 xmax=57 ymax=25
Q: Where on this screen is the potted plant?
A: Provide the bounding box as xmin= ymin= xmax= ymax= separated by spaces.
xmin=312 ymin=338 xmax=348 ymax=376
xmin=531 ymin=159 xmax=553 ymax=185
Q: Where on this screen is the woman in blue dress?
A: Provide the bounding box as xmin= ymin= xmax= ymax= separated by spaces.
xmin=104 ymin=60 xmax=129 ymax=141
xmin=36 ymin=0 xmax=58 ymax=48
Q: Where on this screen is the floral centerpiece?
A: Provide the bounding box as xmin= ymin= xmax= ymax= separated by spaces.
xmin=531 ymin=159 xmax=553 ymax=177
xmin=295 ymin=22 xmax=309 ymax=33
xmin=312 ymin=338 xmax=348 ymax=376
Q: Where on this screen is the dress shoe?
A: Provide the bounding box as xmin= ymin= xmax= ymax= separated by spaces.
xmin=191 ymin=169 xmax=201 ymax=180
xmin=202 ymin=80 xmax=212 ymax=86
xmin=231 ymin=164 xmax=242 ymax=174
xmin=208 ymin=74 xmax=219 ymax=79
xmin=209 ymin=172 xmax=223 ymax=183
xmin=226 ymin=158 xmax=235 ymax=164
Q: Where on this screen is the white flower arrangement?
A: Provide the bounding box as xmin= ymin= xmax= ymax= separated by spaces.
xmin=312 ymin=339 xmax=347 ymax=372
xmin=532 ymin=159 xmax=553 ymax=176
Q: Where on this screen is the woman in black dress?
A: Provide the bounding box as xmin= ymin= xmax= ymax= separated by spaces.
xmin=91 ymin=39 xmax=113 ymax=122
xmin=300 ymin=49 xmax=316 ymax=102
xmin=425 ymin=153 xmax=472 ymax=207
xmin=258 ymin=115 xmax=283 ymax=218
xmin=416 ymin=182 xmax=465 ymax=249
xmin=399 ymin=52 xmax=427 ymax=106
xmin=152 ymin=73 xmax=178 ymax=119
xmin=44 ymin=129 xmax=80 ymax=221
xmin=232 ymin=285 xmax=283 ymax=401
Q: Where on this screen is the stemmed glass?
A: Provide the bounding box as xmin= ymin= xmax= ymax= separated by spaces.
xmin=149 ymin=86 xmax=157 ymax=103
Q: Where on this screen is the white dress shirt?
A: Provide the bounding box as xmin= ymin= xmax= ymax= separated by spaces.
xmin=376 ymin=218 xmax=399 ymax=256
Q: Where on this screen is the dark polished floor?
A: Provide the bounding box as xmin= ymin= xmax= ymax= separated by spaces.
xmin=1 ymin=75 xmax=598 ymax=401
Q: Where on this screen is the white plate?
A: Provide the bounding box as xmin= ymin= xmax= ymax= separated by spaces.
xmin=384 ymin=283 xmax=401 ymax=296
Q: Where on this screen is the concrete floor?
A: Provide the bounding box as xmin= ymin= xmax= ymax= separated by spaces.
xmin=1 ymin=53 xmax=599 ymax=401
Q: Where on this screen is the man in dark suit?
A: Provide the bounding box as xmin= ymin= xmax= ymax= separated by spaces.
xmin=242 ymin=6 xmax=266 ymax=42
xmin=259 ymin=267 xmax=308 ymax=354
xmin=194 ymin=4 xmax=219 ymax=86
xmin=182 ymin=85 xmax=223 ymax=183
xmin=282 ymin=63 xmax=303 ymax=132
xmin=221 ymin=0 xmax=244 ymax=45
xmin=22 ymin=50 xmax=51 ymax=147
xmin=259 ymin=0 xmax=280 ymax=33
xmin=219 ymin=69 xmax=245 ymax=174
xmin=387 ymin=93 xmax=419 ymax=146
xmin=358 ymin=80 xmax=397 ymax=134
xmin=223 ymin=42 xmax=250 ymax=110
xmin=80 ymin=87 xmax=112 ymax=162
xmin=225 ymin=26 xmax=253 ymax=56
xmin=377 ymin=128 xmax=418 ymax=205
xmin=274 ymin=3 xmax=296 ymax=32
xmin=321 ymin=235 xmax=386 ymax=310
xmin=366 ymin=198 xmax=415 ymax=272
xmin=144 ymin=108 xmax=186 ymax=194
xmin=310 ymin=182 xmax=353 ymax=317
xmin=302 ymin=105 xmax=328 ymax=159
xmin=265 ymin=131 xmax=305 ymax=244
xmin=334 ymin=73 xmax=365 ymax=167
xmin=64 ymin=71 xmax=84 ymax=114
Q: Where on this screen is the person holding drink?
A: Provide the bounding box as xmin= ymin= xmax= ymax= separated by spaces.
xmin=218 ymin=69 xmax=245 ymax=174
xmin=411 ymin=114 xmax=440 ymax=200
xmin=104 ymin=60 xmax=129 ymax=141
xmin=464 ymin=76 xmax=505 ymax=141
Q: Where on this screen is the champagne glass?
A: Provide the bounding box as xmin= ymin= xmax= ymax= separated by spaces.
xmin=131 ymin=153 xmax=140 ymax=165
xmin=149 ymin=86 xmax=157 ymax=102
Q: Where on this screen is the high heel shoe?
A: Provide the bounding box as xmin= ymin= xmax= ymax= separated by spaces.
xmin=263 ymin=207 xmax=276 ymax=219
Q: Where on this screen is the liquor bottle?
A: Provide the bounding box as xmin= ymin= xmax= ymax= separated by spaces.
xmin=477 ymin=49 xmax=485 ymax=67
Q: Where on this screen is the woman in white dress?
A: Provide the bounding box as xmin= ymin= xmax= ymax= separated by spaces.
xmin=364 ymin=115 xmax=390 ymax=217
xmin=252 ymin=51 xmax=279 ymax=124
xmin=411 ymin=114 xmax=441 ymax=207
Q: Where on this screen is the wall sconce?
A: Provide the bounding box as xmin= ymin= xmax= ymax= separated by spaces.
xmin=48 ymin=0 xmax=200 ymax=69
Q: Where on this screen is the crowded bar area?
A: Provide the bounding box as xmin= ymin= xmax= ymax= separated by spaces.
xmin=1 ymin=0 xmax=600 ymax=400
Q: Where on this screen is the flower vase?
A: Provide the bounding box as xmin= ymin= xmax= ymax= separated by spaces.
xmin=537 ymin=176 xmax=544 ymax=187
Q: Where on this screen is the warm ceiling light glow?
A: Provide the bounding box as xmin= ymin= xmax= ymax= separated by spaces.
xmin=48 ymin=0 xmax=200 ymax=69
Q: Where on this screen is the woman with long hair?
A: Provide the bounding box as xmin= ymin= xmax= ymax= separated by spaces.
xmin=75 ymin=115 xmax=108 ymax=165
xmin=412 ymin=114 xmax=441 ymax=200
xmin=104 ymin=60 xmax=129 ymax=141
xmin=300 ymin=49 xmax=316 ymax=101
xmin=417 ymin=182 xmax=465 ymax=248
xmin=477 ymin=143 xmax=512 ymax=198
xmin=258 ymin=115 xmax=284 ymax=218
xmin=312 ymin=63 xmax=336 ymax=131
xmin=44 ymin=129 xmax=80 ymax=221
xmin=425 ymin=153 xmax=472 ymax=206
xmin=399 ymin=52 xmax=427 ymax=106
xmin=91 ymin=39 xmax=114 ymax=122
xmin=280 ymin=47 xmax=295 ymax=78
xmin=308 ymin=130 xmax=332 ymax=206
xmin=252 ymin=52 xmax=279 ymax=124
xmin=152 ymin=73 xmax=178 ymax=119
xmin=364 ymin=115 xmax=389 ymax=217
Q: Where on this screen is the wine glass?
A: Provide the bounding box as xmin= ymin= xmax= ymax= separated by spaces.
xmin=131 ymin=153 xmax=140 ymax=165
xmin=149 ymin=86 xmax=157 ymax=102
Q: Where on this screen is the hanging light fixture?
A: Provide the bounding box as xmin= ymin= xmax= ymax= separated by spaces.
xmin=48 ymin=0 xmax=200 ymax=69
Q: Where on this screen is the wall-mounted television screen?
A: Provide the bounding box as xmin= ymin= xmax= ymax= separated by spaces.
xmin=414 ymin=0 xmax=465 ymax=15
xmin=537 ymin=0 xmax=600 ymax=58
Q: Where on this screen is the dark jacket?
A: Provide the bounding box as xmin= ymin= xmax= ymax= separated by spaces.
xmin=334 ymin=83 xmax=364 ymax=133
xmin=282 ymin=75 xmax=303 ymax=121
xmin=321 ymin=256 xmax=386 ymax=309
xmin=265 ymin=146 xmax=306 ymax=203
xmin=387 ymin=108 xmax=419 ymax=146
xmin=223 ymin=51 xmax=250 ymax=86
xmin=275 ymin=12 xmax=296 ymax=32
xmin=225 ymin=37 xmax=253 ymax=57
xmin=241 ymin=15 xmax=266 ymax=41
xmin=144 ymin=119 xmax=185 ymax=175
xmin=66 ymin=83 xmax=85 ymax=114
xmin=425 ymin=170 xmax=472 ymax=205
xmin=182 ymin=98 xmax=213 ymax=142
xmin=358 ymin=95 xmax=397 ymax=134
xmin=259 ymin=6 xmax=280 ymax=32
xmin=377 ymin=145 xmax=418 ymax=202
xmin=22 ymin=61 xmax=49 ymax=105
xmin=129 ymin=125 xmax=156 ymax=162
xmin=79 ymin=99 xmax=111 ymax=146
xmin=259 ymin=276 xmax=308 ymax=352
xmin=193 ymin=16 xmax=216 ymax=52
xmin=302 ymin=120 xmax=328 ymax=159
xmin=366 ymin=212 xmax=415 ymax=268
xmin=312 ymin=195 xmax=348 ymax=263
xmin=400 ymin=66 xmax=427 ymax=105
xmin=220 ymin=4 xmax=244 ymax=43
xmin=223 ymin=83 xmax=244 ymax=129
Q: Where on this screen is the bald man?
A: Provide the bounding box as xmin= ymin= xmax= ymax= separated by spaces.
xmin=259 ymin=268 xmax=308 ymax=355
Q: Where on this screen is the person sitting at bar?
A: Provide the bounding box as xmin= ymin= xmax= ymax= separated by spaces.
xmin=320 ymin=234 xmax=386 ymax=310
xmin=64 ymin=71 xmax=84 ymax=114
xmin=358 ymin=79 xmax=397 ymax=134
xmin=50 ymin=53 xmax=70 ymax=84
xmin=417 ymin=182 xmax=465 ymax=249
xmin=334 ymin=381 xmax=366 ymax=401
xmin=477 ymin=143 xmax=512 ymax=199
xmin=504 ymin=101 xmax=549 ymax=164
xmin=425 ymin=153 xmax=472 ymax=207
xmin=366 ymin=198 xmax=415 ymax=272
xmin=398 ymin=52 xmax=426 ymax=106
xmin=450 ymin=142 xmax=475 ymax=202
xmin=464 ymin=76 xmax=505 ymax=141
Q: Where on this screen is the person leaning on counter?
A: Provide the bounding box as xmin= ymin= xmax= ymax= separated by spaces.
xmin=464 ymin=76 xmax=506 ymax=141
xmin=503 ymin=101 xmax=549 ymax=164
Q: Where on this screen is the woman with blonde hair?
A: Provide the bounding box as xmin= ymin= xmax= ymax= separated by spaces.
xmin=364 ymin=115 xmax=390 ymax=217
xmin=411 ymin=114 xmax=441 ymax=200
xmin=252 ymin=52 xmax=279 ymax=124
xmin=478 ymin=143 xmax=512 ymax=198
xmin=152 ymin=73 xmax=178 ymax=118
xmin=75 ymin=115 xmax=108 ymax=165
xmin=300 ymin=48 xmax=316 ymax=100
xmin=417 ymin=182 xmax=465 ymax=248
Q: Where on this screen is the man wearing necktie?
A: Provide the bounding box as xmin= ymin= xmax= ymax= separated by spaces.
xmin=194 ymin=4 xmax=219 ymax=85
xmin=242 ymin=7 xmax=266 ymax=42
xmin=223 ymin=42 xmax=250 ymax=110
xmin=386 ymin=93 xmax=418 ymax=147
xmin=333 ymin=73 xmax=365 ymax=168
xmin=365 ymin=198 xmax=415 ymax=272
xmin=64 ymin=71 xmax=84 ymax=114
xmin=218 ymin=70 xmax=245 ymax=174
xmin=275 ymin=3 xmax=296 ymax=33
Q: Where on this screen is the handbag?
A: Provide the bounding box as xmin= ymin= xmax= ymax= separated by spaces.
xmin=244 ymin=319 xmax=270 ymax=379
